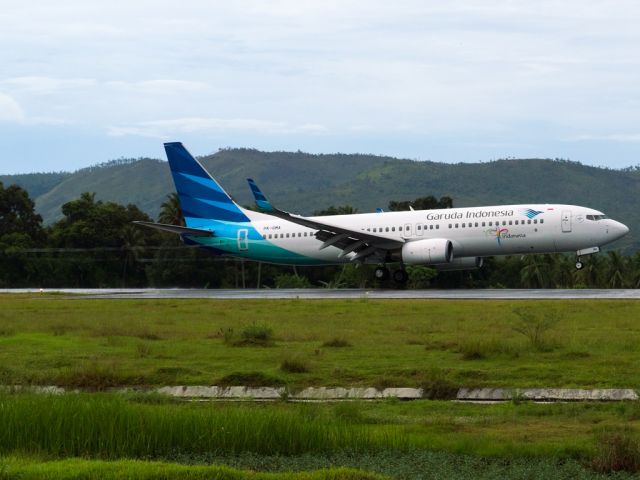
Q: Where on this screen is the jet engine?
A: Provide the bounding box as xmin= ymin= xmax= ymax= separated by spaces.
xmin=435 ymin=256 xmax=484 ymax=271
xmin=401 ymin=238 xmax=453 ymax=265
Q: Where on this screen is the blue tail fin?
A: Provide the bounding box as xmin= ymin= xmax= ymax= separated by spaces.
xmin=164 ymin=142 xmax=249 ymax=225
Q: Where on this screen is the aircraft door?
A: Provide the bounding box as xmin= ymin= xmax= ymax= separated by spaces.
xmin=561 ymin=210 xmax=572 ymax=233
xmin=237 ymin=229 xmax=249 ymax=250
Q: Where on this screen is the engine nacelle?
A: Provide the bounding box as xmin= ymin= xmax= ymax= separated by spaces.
xmin=435 ymin=256 xmax=484 ymax=272
xmin=401 ymin=238 xmax=453 ymax=265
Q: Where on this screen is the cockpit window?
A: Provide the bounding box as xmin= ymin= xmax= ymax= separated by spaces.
xmin=586 ymin=214 xmax=607 ymax=221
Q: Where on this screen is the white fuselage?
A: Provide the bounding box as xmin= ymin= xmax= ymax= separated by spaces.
xmin=241 ymin=204 xmax=629 ymax=265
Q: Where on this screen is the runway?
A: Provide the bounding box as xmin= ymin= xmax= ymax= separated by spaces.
xmin=3 ymin=288 xmax=640 ymax=299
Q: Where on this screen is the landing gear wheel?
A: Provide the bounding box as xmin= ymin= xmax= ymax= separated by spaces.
xmin=374 ymin=266 xmax=390 ymax=281
xmin=392 ymin=269 xmax=409 ymax=284
xmin=575 ymin=261 xmax=583 ymax=270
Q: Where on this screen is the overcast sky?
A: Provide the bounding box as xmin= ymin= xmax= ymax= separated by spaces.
xmin=1 ymin=0 xmax=640 ymax=174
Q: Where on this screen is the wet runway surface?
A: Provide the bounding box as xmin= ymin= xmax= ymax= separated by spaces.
xmin=3 ymin=288 xmax=640 ymax=299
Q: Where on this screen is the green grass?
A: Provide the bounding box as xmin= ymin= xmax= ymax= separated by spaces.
xmin=0 ymin=394 xmax=406 ymax=458
xmin=1 ymin=296 xmax=640 ymax=389
xmin=1 ymin=393 xmax=640 ymax=460
xmin=1 ymin=394 xmax=640 ymax=477
xmin=0 ymin=457 xmax=387 ymax=479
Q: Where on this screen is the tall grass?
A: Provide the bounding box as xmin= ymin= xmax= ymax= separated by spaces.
xmin=0 ymin=394 xmax=406 ymax=458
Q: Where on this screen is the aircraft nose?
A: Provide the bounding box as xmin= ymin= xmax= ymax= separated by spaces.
xmin=613 ymin=221 xmax=629 ymax=238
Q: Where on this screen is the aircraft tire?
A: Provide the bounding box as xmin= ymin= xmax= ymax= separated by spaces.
xmin=393 ymin=269 xmax=409 ymax=284
xmin=575 ymin=261 xmax=583 ymax=270
xmin=374 ymin=266 xmax=390 ymax=281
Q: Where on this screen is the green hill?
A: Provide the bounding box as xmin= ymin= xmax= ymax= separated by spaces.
xmin=2 ymin=149 xmax=638 ymax=252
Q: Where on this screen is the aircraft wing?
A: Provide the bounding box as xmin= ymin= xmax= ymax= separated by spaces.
xmin=247 ymin=179 xmax=403 ymax=261
xmin=133 ymin=221 xmax=214 ymax=237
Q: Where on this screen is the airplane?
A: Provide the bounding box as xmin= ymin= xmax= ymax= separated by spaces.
xmin=134 ymin=142 xmax=630 ymax=284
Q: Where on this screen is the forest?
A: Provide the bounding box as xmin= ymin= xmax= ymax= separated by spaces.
xmin=1 ymin=181 xmax=638 ymax=289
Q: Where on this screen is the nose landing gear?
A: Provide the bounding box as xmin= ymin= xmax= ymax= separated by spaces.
xmin=575 ymin=257 xmax=583 ymax=270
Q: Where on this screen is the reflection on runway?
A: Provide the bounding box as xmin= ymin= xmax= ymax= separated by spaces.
xmin=2 ymin=288 xmax=640 ymax=300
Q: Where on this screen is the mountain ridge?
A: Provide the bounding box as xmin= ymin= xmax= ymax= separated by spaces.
xmin=1 ymin=149 xmax=637 ymax=252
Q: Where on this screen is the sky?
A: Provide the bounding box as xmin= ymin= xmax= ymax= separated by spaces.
xmin=1 ymin=0 xmax=640 ymax=174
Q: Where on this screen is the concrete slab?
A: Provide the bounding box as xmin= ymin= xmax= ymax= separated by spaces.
xmin=457 ymin=388 xmax=639 ymax=401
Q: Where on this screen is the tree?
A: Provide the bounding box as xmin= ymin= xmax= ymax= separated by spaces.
xmin=47 ymin=193 xmax=157 ymax=287
xmin=158 ymin=193 xmax=184 ymax=226
xmin=0 ymin=182 xmax=44 ymax=242
xmin=313 ymin=205 xmax=358 ymax=216
xmin=0 ymin=183 xmax=46 ymax=286
xmin=388 ymin=195 xmax=453 ymax=211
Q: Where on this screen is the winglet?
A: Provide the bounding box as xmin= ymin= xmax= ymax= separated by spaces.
xmin=247 ymin=178 xmax=275 ymax=212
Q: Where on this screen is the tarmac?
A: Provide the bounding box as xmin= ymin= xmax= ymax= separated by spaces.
xmin=2 ymin=288 xmax=640 ymax=299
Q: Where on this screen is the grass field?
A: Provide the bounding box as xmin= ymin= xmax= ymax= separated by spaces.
xmin=0 ymin=295 xmax=639 ymax=389
xmin=0 ymin=457 xmax=386 ymax=480
xmin=2 ymin=294 xmax=640 ymax=478
xmin=1 ymin=393 xmax=640 ymax=478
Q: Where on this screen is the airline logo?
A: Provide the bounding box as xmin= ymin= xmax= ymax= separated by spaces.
xmin=521 ymin=208 xmax=543 ymax=219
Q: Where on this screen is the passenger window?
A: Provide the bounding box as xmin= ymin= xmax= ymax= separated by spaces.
xmin=448 ymin=224 xmax=452 ymax=229
xmin=540 ymin=219 xmax=544 ymax=224
xmin=482 ymin=222 xmax=485 ymax=227
xmin=533 ymin=219 xmax=538 ymax=224
xmin=508 ymin=220 xmax=512 ymax=225
xmin=502 ymin=221 xmax=507 ymax=226
xmin=280 ymin=234 xmax=284 ymax=238
xmin=475 ymin=222 xmax=478 ymax=227
xmin=436 ymin=225 xmax=439 ymax=229
xmin=385 ymin=227 xmax=389 ymax=232
xmin=527 ymin=219 xmax=531 ymax=224
xmin=462 ymin=223 xmax=466 ymax=228
xmin=430 ymin=225 xmax=434 ymax=230
xmin=455 ymin=223 xmax=459 ymax=228
xmin=399 ymin=226 xmax=403 ymax=231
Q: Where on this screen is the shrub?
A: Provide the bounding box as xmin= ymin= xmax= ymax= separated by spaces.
xmin=458 ymin=338 xmax=516 ymax=360
xmin=224 ymin=323 xmax=274 ymax=347
xmin=322 ymin=338 xmax=352 ymax=348
xmin=240 ymin=323 xmax=274 ymax=346
xmin=591 ymin=429 xmax=640 ymax=473
xmin=420 ymin=368 xmax=459 ymax=400
xmin=512 ymin=307 xmax=559 ymax=351
xmin=274 ymin=274 xmax=312 ymax=288
xmin=55 ymin=363 xmax=134 ymax=390
xmin=280 ymin=358 xmax=309 ymax=373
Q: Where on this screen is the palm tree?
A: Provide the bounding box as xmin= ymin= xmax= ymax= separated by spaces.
xmin=520 ymin=254 xmax=548 ymax=288
xmin=158 ymin=193 xmax=184 ymax=226
xmin=606 ymin=251 xmax=627 ymax=288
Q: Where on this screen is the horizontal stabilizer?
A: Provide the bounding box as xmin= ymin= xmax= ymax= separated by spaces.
xmin=133 ymin=221 xmax=214 ymax=237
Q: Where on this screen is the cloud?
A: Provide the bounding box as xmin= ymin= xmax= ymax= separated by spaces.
xmin=107 ymin=117 xmax=328 ymax=138
xmin=0 ymin=92 xmax=24 ymax=122
xmin=2 ymin=76 xmax=97 ymax=94
xmin=104 ymin=79 xmax=208 ymax=94
xmin=567 ymin=133 xmax=640 ymax=143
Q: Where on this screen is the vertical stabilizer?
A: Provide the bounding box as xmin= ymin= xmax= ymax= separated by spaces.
xmin=164 ymin=142 xmax=249 ymax=226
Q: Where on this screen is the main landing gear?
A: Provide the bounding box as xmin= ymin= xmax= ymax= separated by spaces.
xmin=374 ymin=265 xmax=408 ymax=284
